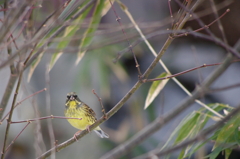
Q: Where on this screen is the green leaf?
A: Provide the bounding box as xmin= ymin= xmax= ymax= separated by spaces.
xmin=175 ymin=112 xmax=201 ymax=144
xmin=207 ymin=146 xmax=223 ymax=159
xmin=234 ymin=127 xmax=240 ymax=146
xmin=161 ymin=111 xmax=201 ymax=151
xmin=48 ymin=2 xmax=92 ymax=71
xmin=213 ymin=115 xmax=240 ymax=150
xmin=75 ymin=0 xmax=105 ymax=64
xmin=101 ymin=0 xmax=115 ymax=16
xmin=27 ymin=1 xmax=91 ymax=80
xmin=161 ymin=103 xmax=233 ymax=159
xmin=184 ymin=104 xmax=233 ymax=158
xmin=58 ymin=0 xmax=80 ymax=21
xmin=144 ymin=72 xmax=169 ymax=109
xmin=225 ymin=149 xmax=232 ymax=159
xmin=205 ymin=143 xmax=235 ymax=159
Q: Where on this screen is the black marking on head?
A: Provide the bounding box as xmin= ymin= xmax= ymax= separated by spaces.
xmin=65 ymin=92 xmax=82 ymax=107
xmin=66 ymin=92 xmax=78 ymax=100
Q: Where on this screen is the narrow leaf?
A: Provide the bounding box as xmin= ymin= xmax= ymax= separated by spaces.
xmin=144 ymin=72 xmax=169 ymax=109
xmin=28 ymin=1 xmax=88 ymax=79
xmin=213 ymin=115 xmax=240 ymax=150
xmin=75 ymin=0 xmax=105 ymax=64
xmin=161 ymin=103 xmax=232 ymax=159
xmin=48 ymin=2 xmax=92 ymax=71
xmin=101 ymin=0 xmax=115 ymax=16
xmin=225 ymin=149 xmax=232 ymax=159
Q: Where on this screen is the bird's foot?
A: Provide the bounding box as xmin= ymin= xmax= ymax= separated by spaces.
xmin=73 ymin=130 xmax=82 ymax=142
xmin=86 ymin=125 xmax=91 ymax=132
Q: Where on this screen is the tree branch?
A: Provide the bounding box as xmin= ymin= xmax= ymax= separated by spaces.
xmin=100 ymin=45 xmax=238 ymax=159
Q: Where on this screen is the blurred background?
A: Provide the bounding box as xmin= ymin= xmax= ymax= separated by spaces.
xmin=0 ymin=0 xmax=240 ymax=158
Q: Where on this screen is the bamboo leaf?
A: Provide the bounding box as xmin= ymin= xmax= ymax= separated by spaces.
xmin=213 ymin=115 xmax=240 ymax=150
xmin=175 ymin=112 xmax=202 ymax=145
xmin=144 ymin=72 xmax=169 ymax=109
xmin=234 ymin=127 xmax=240 ymax=145
xmin=184 ymin=104 xmax=233 ymax=158
xmin=101 ymin=0 xmax=115 ymax=16
xmin=161 ymin=103 xmax=233 ymax=159
xmin=48 ymin=2 xmax=92 ymax=71
xmin=205 ymin=143 xmax=235 ymax=159
xmin=58 ymin=0 xmax=81 ymax=21
xmin=207 ymin=146 xmax=223 ymax=159
xmin=225 ymin=149 xmax=232 ymax=159
xmin=27 ymin=1 xmax=90 ymax=79
xmin=75 ymin=0 xmax=105 ymax=64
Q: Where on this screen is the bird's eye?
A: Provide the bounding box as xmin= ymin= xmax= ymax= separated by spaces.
xmin=67 ymin=95 xmax=70 ymax=98
xmin=73 ymin=95 xmax=77 ymax=98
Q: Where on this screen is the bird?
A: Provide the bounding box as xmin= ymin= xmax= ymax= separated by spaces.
xmin=64 ymin=92 xmax=109 ymax=139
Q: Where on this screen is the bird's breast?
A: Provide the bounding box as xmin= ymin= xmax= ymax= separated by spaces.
xmin=65 ymin=107 xmax=92 ymax=130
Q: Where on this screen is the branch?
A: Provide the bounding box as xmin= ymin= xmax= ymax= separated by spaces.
xmin=4 ymin=122 xmax=31 ymax=153
xmin=109 ymin=0 xmax=142 ymax=76
xmin=133 ymin=102 xmax=240 ymax=159
xmin=1 ymin=63 xmax=24 ymax=159
xmin=0 ymin=88 xmax=47 ymax=123
xmin=92 ymin=89 xmax=107 ymax=118
xmin=10 ymin=116 xmax=82 ymax=124
xmin=0 ymin=74 xmax=17 ymax=119
xmin=117 ymin=0 xmax=229 ymax=119
xmin=99 ymin=46 xmax=238 ymax=159
xmin=209 ymin=83 xmax=240 ymax=93
xmin=37 ymin=1 xmax=212 ymax=158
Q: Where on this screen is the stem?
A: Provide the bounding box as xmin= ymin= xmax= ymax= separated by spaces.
xmin=133 ymin=102 xmax=240 ymax=159
xmin=100 ymin=51 xmax=234 ymax=159
xmin=1 ymin=64 xmax=24 ymax=159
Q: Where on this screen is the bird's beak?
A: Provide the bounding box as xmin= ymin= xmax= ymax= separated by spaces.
xmin=70 ymin=96 xmax=74 ymax=100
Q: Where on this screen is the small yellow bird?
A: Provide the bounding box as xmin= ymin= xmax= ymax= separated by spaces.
xmin=64 ymin=92 xmax=109 ymax=139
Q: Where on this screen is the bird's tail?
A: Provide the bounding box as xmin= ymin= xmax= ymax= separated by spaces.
xmin=94 ymin=129 xmax=109 ymax=138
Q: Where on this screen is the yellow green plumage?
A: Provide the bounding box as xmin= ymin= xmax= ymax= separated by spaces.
xmin=64 ymin=92 xmax=109 ymax=138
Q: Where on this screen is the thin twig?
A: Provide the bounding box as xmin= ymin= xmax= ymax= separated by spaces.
xmin=209 ymin=83 xmax=240 ymax=93
xmin=174 ymin=9 xmax=230 ymax=38
xmin=0 ymin=5 xmax=32 ymax=51
xmin=99 ymin=49 xmax=235 ymax=159
xmin=0 ymin=2 xmax=28 ymax=45
xmin=143 ymin=63 xmax=222 ymax=82
xmin=110 ymin=0 xmax=142 ymax=76
xmin=37 ymin=1 xmax=204 ymax=158
xmin=0 ymin=0 xmax=98 ymax=71
xmin=0 ymin=0 xmax=98 ymax=127
xmin=1 ymin=63 xmax=24 ymax=159
xmin=188 ymin=31 xmax=240 ymax=58
xmin=133 ymin=102 xmax=240 ymax=159
xmin=117 ymin=0 xmax=226 ymax=119
xmin=10 ymin=116 xmax=82 ymax=124
xmin=0 ymin=75 xmax=18 ymax=116
xmin=0 ymin=5 xmax=37 ymax=120
xmin=92 ymin=89 xmax=107 ymax=119
xmin=115 ymin=0 xmax=225 ymax=57
xmin=174 ymin=0 xmax=240 ymax=59
xmin=168 ymin=0 xmax=174 ymax=27
xmin=0 ymin=88 xmax=47 ymax=123
xmin=4 ymin=122 xmax=31 ymax=153
xmin=100 ymin=39 xmax=240 ymax=159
